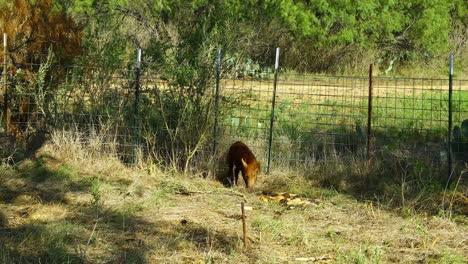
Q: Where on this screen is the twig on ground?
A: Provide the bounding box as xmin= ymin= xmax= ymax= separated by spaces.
xmin=175 ymin=188 xmax=247 ymax=201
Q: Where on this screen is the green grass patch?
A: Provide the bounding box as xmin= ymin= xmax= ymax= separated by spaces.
xmin=0 ymin=220 xmax=86 ymax=263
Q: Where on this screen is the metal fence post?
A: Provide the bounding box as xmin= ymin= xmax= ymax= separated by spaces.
xmin=133 ymin=48 xmax=142 ymax=164
xmin=267 ymin=48 xmax=280 ymax=174
xmin=367 ymin=64 xmax=373 ymax=167
xmin=447 ymin=53 xmax=453 ymax=183
xmin=213 ymin=49 xmax=221 ymax=155
xmin=2 ymin=33 xmax=8 ymax=133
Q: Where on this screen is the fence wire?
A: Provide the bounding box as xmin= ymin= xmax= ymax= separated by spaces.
xmin=1 ymin=50 xmax=467 ymax=180
xmin=2 ymin=51 xmax=137 ymax=162
xmin=218 ymin=71 xmax=468 ymax=177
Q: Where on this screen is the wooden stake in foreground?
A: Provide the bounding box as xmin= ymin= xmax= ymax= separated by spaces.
xmin=241 ymin=202 xmax=247 ymax=248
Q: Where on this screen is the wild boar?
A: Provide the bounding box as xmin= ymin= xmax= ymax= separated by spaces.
xmin=226 ymin=141 xmax=261 ymax=188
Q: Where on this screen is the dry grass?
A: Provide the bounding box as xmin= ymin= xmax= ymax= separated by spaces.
xmin=0 ymin=130 xmax=467 ymax=263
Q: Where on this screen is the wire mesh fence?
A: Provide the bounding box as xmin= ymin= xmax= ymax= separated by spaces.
xmin=215 ymin=52 xmax=468 ymax=181
xmin=214 ymin=70 xmax=275 ymax=171
xmin=137 ymin=66 xmax=215 ymax=171
xmin=1 ymin=51 xmax=138 ymax=162
xmin=1 ymin=48 xmax=467 ymax=180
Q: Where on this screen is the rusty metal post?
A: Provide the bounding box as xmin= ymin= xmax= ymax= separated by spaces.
xmin=241 ymin=202 xmax=247 ymax=248
xmin=367 ymin=64 xmax=373 ymax=167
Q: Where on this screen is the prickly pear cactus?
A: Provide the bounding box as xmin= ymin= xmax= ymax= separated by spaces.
xmin=453 ymin=126 xmax=461 ymax=143
xmin=452 ymin=119 xmax=468 ymax=161
xmin=461 ymin=119 xmax=468 ymax=140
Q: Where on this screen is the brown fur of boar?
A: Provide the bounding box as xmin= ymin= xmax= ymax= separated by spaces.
xmin=226 ymin=141 xmax=261 ymax=188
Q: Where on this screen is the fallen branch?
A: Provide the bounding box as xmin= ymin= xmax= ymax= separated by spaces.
xmin=295 ymin=255 xmax=332 ymax=262
xmin=175 ymin=188 xmax=247 ymax=201
xmin=79 ymin=219 xmax=99 ymax=263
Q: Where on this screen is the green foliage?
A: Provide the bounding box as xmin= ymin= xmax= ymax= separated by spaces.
xmin=439 ymin=250 xmax=468 ymax=264
xmin=216 ymin=0 xmax=459 ymax=73
xmin=402 ymin=0 xmax=451 ymax=56
xmin=337 ymin=245 xmax=385 ymax=264
xmin=251 ymin=214 xmax=284 ymax=240
xmin=0 ymin=221 xmax=85 ymax=263
xmin=0 ymin=0 xmax=463 ymax=74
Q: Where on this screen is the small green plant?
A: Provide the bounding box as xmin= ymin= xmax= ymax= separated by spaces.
xmin=251 ymin=214 xmax=284 ymax=241
xmin=0 ymin=221 xmax=84 ymax=263
xmin=91 ymin=177 xmax=102 ymax=206
xmin=338 ymin=245 xmax=385 ymax=264
xmin=55 ymin=164 xmax=78 ymax=181
xmin=439 ymin=250 xmax=467 ymax=264
xmin=441 ymin=165 xmax=467 ymax=219
xmin=150 ymin=189 xmax=170 ymax=207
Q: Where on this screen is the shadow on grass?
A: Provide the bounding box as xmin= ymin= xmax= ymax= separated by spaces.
xmin=97 ymin=209 xmax=242 ymax=263
xmin=0 ymin=131 xmax=48 ymax=164
xmin=0 ymin=223 xmax=84 ymax=263
xmin=0 ymin=156 xmax=245 ymax=263
xmin=0 ymin=154 xmax=94 ymax=263
xmin=213 ymin=150 xmax=235 ymax=188
xmin=0 ymin=155 xmax=92 ymax=205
